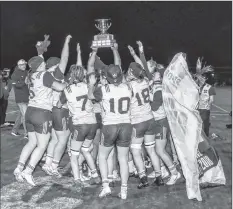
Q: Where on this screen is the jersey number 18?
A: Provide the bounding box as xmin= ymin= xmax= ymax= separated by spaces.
xmin=135 ymin=88 xmax=150 ymax=106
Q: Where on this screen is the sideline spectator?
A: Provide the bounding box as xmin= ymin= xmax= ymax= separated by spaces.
xmin=0 ymin=68 xmax=12 ymax=127
xmin=11 ymin=59 xmax=29 ymax=138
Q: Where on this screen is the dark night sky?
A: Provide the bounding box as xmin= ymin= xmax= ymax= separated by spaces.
xmin=1 ymin=1 xmax=232 ymax=71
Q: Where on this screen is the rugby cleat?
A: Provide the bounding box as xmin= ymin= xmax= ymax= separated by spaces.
xmin=13 ymin=168 xmax=24 ymax=182
xmin=129 ymin=170 xmax=139 ymax=178
xmin=148 ymin=167 xmax=170 ymax=179
xmin=42 ymin=164 xmax=53 ymax=176
xmin=153 ymin=175 xmax=164 ymax=186
xmin=11 ymin=132 xmax=21 ymax=137
xmin=166 ymin=172 xmax=181 ymax=185
xmin=99 ymin=186 xmax=111 ymax=198
xmin=118 ymin=186 xmax=127 ymax=200
xmin=51 ymin=168 xmax=62 ymax=178
xmin=161 ymin=166 xmax=170 ymax=179
xmin=80 ymin=173 xmax=91 ymax=182
xmin=137 ymin=176 xmax=149 ymax=189
xmin=21 ymin=171 xmax=36 ymax=186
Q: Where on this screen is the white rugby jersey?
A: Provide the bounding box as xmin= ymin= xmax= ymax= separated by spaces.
xmin=198 ymin=84 xmax=212 ymax=110
xmin=129 ymin=79 xmax=153 ymax=124
xmin=28 ymin=71 xmax=54 ymax=111
xmin=94 ymin=83 xmax=132 ymax=125
xmin=64 ymin=82 xmax=96 ymax=125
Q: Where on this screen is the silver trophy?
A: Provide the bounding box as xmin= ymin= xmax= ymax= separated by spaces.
xmin=91 ymin=19 xmax=116 ymax=48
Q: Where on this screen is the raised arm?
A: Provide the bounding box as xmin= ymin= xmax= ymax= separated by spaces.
xmin=76 ymin=43 xmax=82 ymax=67
xmin=128 ymin=45 xmax=143 ymax=66
xmin=87 ymin=73 xmax=97 ymax=100
xmin=87 ymin=47 xmax=98 ymax=75
xmin=59 ymin=35 xmax=72 ymax=74
xmin=111 ymin=43 xmax=122 ymax=68
xmin=196 ymin=57 xmax=203 ymax=74
xmin=137 ymin=41 xmax=153 ymax=81
xmin=36 ymin=34 xmax=51 ymax=56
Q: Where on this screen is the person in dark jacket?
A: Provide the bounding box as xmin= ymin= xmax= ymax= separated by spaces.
xmin=0 ymin=68 xmax=12 ymax=127
xmin=11 ymin=59 xmax=29 ymax=138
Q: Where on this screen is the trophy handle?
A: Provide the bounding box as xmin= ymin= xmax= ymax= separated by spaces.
xmin=107 ymin=22 xmax=112 ymax=28
xmin=95 ymin=24 xmax=102 ymax=32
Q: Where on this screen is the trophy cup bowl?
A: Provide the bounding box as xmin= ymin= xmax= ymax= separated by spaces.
xmin=91 ymin=19 xmax=116 ymax=48
xmin=95 ymin=19 xmax=112 ymax=34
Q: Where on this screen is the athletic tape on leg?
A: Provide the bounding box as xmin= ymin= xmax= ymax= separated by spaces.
xmin=145 ymin=141 xmax=155 ymax=148
xmin=71 ymin=149 xmax=80 ymax=156
xmin=131 ymin=143 xmax=142 ymax=149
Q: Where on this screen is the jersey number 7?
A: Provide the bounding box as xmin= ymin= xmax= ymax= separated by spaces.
xmin=76 ymin=95 xmax=88 ymax=111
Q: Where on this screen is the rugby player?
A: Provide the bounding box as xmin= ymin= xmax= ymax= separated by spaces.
xmin=138 ymin=41 xmax=181 ymax=185
xmin=88 ymin=44 xmax=132 ymax=199
xmin=57 ymin=63 xmax=101 ymax=187
xmin=13 ymin=41 xmax=68 ymax=186
xmin=88 ymin=51 xmax=120 ymax=186
xmin=42 ymin=35 xmax=73 ymax=177
xmin=195 ymin=58 xmax=215 ymax=137
xmin=127 ymin=43 xmax=164 ymax=188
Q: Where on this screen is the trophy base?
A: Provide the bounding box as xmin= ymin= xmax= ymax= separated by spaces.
xmin=91 ymin=34 xmax=116 ymax=48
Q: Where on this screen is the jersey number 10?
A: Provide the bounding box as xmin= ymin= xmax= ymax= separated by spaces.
xmin=109 ymin=97 xmax=130 ymax=114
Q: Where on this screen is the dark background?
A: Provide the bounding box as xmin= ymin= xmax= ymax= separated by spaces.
xmin=1 ymin=1 xmax=232 ymax=72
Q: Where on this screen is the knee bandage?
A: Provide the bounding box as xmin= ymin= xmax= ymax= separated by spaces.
xmin=70 ymin=149 xmax=80 ymax=156
xmin=130 ymin=143 xmax=142 ymax=149
xmin=81 ymin=145 xmax=91 ymax=152
xmin=145 ymin=141 xmax=155 ymax=148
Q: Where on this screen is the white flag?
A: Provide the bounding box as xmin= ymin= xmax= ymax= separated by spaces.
xmin=162 ymin=53 xmax=225 ymax=201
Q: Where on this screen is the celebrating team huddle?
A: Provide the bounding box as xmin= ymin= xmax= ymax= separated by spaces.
xmin=13 ymin=34 xmax=182 ymax=200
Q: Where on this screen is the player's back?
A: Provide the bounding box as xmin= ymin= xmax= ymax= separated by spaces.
xmin=64 ymin=82 xmax=96 ymax=124
xmin=28 ymin=71 xmax=53 ymax=111
xmin=150 ymin=82 xmax=166 ymax=120
xmin=101 ymin=83 xmax=131 ymax=125
xmin=129 ymin=79 xmax=153 ymax=124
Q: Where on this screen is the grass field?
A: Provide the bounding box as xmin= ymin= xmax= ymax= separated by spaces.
xmin=1 ymin=87 xmax=232 ymax=209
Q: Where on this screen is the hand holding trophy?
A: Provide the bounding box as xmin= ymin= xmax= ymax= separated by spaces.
xmin=111 ymin=43 xmax=118 ymax=51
